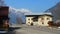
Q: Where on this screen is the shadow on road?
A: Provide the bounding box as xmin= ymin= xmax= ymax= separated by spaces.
xmin=8 ymin=27 xmax=22 ymax=31
xmin=0 ymin=27 xmax=22 ymax=34
xmin=7 ymin=27 xmax=22 ymax=34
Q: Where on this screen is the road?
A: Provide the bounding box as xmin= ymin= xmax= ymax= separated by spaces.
xmin=9 ymin=24 xmax=60 ymax=34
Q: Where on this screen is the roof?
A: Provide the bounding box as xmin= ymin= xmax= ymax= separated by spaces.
xmin=25 ymin=13 xmax=52 ymax=16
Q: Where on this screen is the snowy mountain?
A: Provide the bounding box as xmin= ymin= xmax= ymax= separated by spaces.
xmin=0 ymin=0 xmax=31 ymax=24
xmin=9 ymin=7 xmax=32 ymax=24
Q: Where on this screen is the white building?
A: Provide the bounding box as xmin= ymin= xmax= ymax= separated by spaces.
xmin=25 ymin=13 xmax=53 ymax=26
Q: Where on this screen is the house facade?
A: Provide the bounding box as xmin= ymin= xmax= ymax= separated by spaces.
xmin=25 ymin=13 xmax=53 ymax=26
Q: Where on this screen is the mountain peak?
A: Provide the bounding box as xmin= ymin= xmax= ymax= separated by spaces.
xmin=56 ymin=2 xmax=60 ymax=6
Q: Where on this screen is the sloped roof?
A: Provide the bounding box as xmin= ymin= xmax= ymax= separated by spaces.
xmin=25 ymin=13 xmax=52 ymax=16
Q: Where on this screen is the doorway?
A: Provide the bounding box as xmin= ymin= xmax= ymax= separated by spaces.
xmin=31 ymin=23 xmax=33 ymax=26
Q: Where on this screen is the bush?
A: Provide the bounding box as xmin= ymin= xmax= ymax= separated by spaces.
xmin=48 ymin=21 xmax=54 ymax=26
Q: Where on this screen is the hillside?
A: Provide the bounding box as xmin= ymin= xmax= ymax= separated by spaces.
xmin=45 ymin=2 xmax=60 ymax=22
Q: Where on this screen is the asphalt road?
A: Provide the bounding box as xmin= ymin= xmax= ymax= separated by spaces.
xmin=8 ymin=24 xmax=60 ymax=34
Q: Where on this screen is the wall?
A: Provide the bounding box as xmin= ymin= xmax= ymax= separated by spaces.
xmin=26 ymin=17 xmax=33 ymax=25
xmin=38 ymin=15 xmax=52 ymax=26
xmin=26 ymin=15 xmax=52 ymax=26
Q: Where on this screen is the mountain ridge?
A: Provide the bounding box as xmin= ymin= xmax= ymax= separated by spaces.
xmin=9 ymin=8 xmax=31 ymax=24
xmin=45 ymin=2 xmax=60 ymax=22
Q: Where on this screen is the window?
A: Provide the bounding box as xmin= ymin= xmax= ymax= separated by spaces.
xmin=28 ymin=19 xmax=30 ymax=20
xmin=28 ymin=22 xmax=30 ymax=23
xmin=41 ymin=18 xmax=44 ymax=20
xmin=47 ymin=18 xmax=50 ymax=20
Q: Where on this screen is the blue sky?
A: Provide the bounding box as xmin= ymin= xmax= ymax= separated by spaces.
xmin=4 ymin=0 xmax=60 ymax=13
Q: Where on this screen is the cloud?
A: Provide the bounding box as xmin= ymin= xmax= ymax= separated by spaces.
xmin=9 ymin=6 xmax=32 ymax=14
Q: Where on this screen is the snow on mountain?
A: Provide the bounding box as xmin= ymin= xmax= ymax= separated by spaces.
xmin=9 ymin=6 xmax=32 ymax=24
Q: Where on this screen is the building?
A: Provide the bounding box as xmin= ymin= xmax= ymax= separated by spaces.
xmin=0 ymin=6 xmax=9 ymax=29
xmin=25 ymin=13 xmax=53 ymax=26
